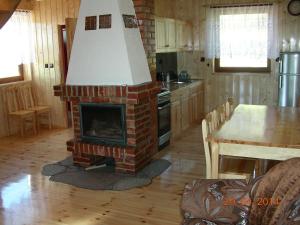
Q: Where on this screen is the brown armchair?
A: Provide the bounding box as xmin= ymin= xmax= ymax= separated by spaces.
xmin=181 ymin=158 xmax=300 ymax=225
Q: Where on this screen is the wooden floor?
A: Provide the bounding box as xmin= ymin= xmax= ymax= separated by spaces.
xmin=0 ymin=126 xmax=206 ymax=225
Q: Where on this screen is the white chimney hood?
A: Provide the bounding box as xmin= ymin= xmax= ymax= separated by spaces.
xmin=66 ymin=0 xmax=152 ymax=86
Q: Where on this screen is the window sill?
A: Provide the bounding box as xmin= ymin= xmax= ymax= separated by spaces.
xmin=212 ymin=72 xmax=272 ymax=76
xmin=0 ymin=80 xmax=30 ymax=88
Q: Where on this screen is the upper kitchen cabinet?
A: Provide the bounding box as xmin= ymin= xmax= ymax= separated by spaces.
xmin=183 ymin=22 xmax=193 ymax=51
xmin=176 ymin=21 xmax=193 ymax=51
xmin=155 ymin=17 xmax=193 ymax=53
xmin=155 ymin=17 xmax=176 ymax=52
xmin=155 ymin=18 xmax=167 ymax=52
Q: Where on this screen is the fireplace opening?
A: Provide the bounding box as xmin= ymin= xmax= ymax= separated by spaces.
xmin=79 ymin=103 xmax=126 ymax=146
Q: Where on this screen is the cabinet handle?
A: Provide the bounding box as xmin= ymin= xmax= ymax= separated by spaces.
xmin=165 ymin=44 xmax=170 ymax=47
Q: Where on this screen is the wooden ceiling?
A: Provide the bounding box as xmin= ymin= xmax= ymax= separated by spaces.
xmin=0 ymin=0 xmax=21 ymax=29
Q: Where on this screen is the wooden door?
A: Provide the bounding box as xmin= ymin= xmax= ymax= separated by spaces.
xmin=176 ymin=21 xmax=185 ymax=49
xmin=171 ymin=100 xmax=181 ymax=139
xmin=165 ymin=19 xmax=176 ymax=51
xmin=189 ymin=93 xmax=198 ymax=124
xmin=196 ymin=90 xmax=204 ymax=122
xmin=183 ymin=23 xmax=193 ymax=51
xmin=181 ymin=94 xmax=190 ymax=131
xmin=65 ymin=18 xmax=77 ymax=62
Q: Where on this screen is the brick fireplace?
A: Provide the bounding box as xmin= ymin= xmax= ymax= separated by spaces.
xmin=54 ymin=83 xmax=160 ymax=174
xmin=53 ymin=0 xmax=157 ymax=174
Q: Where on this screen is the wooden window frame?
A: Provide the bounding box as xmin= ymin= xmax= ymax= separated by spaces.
xmin=0 ymin=64 xmax=24 ymax=84
xmin=214 ymin=58 xmax=271 ymax=73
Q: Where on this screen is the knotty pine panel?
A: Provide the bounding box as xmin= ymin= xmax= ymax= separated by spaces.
xmin=31 ymin=0 xmax=80 ymax=133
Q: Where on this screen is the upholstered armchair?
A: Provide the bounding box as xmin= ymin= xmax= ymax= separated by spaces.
xmin=181 ymin=158 xmax=300 ymax=225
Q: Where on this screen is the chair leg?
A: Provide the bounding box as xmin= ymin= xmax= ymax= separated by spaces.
xmin=32 ymin=115 xmax=37 ymax=135
xmin=20 ymin=118 xmax=24 ymax=137
xmin=48 ymin=111 xmax=52 ymax=130
xmin=7 ymin=117 xmax=12 ymax=136
xmin=36 ymin=114 xmax=40 ymax=133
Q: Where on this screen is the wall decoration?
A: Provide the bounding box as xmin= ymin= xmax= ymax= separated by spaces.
xmin=288 ymin=0 xmax=300 ymax=16
xmin=123 ymin=15 xmax=138 ymax=28
xmin=99 ymin=14 xmax=112 ymax=29
xmin=85 ymin=16 xmax=97 ymax=30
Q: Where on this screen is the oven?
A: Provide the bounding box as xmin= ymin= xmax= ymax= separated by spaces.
xmin=157 ymin=90 xmax=171 ymax=150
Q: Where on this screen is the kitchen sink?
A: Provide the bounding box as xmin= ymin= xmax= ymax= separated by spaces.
xmin=172 ymin=81 xmax=186 ymax=84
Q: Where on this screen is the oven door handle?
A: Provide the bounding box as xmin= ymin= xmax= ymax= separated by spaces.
xmin=158 ymin=103 xmax=171 ymax=110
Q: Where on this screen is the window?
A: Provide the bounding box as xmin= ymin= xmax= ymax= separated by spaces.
xmin=0 ymin=11 xmax=34 ymax=83
xmin=206 ymin=4 xmax=278 ymax=73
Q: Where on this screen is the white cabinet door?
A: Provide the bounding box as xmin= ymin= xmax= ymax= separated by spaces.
xmin=183 ymin=23 xmax=193 ymax=51
xmin=176 ymin=21 xmax=185 ymax=49
xmin=165 ymin=19 xmax=176 ymax=51
xmin=155 ymin=18 xmax=166 ymax=52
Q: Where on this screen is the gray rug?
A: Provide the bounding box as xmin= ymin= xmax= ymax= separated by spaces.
xmin=42 ymin=157 xmax=171 ymax=191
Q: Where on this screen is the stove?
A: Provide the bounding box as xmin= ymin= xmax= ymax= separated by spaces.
xmin=157 ymin=89 xmax=171 ymax=150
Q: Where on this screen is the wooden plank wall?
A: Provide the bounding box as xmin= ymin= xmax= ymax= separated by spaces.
xmin=0 ymin=0 xmax=80 ymax=137
xmin=31 ymin=0 xmax=80 ymax=129
xmin=156 ymin=0 xmax=300 ymax=112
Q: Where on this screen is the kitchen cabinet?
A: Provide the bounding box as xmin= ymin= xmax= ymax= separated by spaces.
xmin=170 ymin=81 xmax=204 ymax=141
xmin=171 ymin=100 xmax=181 ymax=138
xmin=181 ymin=94 xmax=190 ymax=131
xmin=176 ymin=21 xmax=193 ymax=51
xmin=155 ymin=18 xmax=167 ymax=52
xmin=176 ymin=21 xmax=185 ymax=49
xmin=183 ymin=23 xmax=193 ymax=51
xmin=155 ymin=17 xmax=193 ymax=53
xmin=165 ymin=19 xmax=176 ymax=50
xmin=155 ymin=17 xmax=176 ymax=52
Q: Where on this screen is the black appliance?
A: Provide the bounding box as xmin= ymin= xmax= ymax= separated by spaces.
xmin=156 ymin=52 xmax=178 ymax=81
xmin=157 ymin=89 xmax=171 ymax=150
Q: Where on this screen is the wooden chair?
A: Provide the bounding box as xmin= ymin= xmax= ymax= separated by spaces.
xmin=225 ymin=97 xmax=235 ymax=119
xmin=5 ymin=87 xmax=36 ymax=136
xmin=217 ymin=104 xmax=226 ymax=124
xmin=18 ymin=84 xmax=52 ymax=131
xmin=202 ymin=116 xmax=256 ymax=180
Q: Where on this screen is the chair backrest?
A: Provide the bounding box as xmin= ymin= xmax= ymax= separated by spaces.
xmin=217 ymin=104 xmax=226 ymax=124
xmin=202 ymin=118 xmax=212 ymax=179
xmin=225 ymin=97 xmax=235 ymax=118
xmin=4 ymin=87 xmax=20 ymax=113
xmin=212 ymin=109 xmax=220 ymax=130
xmin=18 ymin=84 xmax=36 ymax=109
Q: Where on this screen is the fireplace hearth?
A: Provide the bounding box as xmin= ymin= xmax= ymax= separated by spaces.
xmin=54 ymin=83 xmax=160 ymax=174
xmin=80 ymin=103 xmax=127 ymax=146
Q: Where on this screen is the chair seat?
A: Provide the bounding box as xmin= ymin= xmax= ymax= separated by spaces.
xmin=28 ymin=106 xmax=50 ymax=114
xmin=9 ymin=110 xmax=35 ymax=117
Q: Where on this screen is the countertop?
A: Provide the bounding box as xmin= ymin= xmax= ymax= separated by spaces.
xmin=162 ymin=79 xmax=204 ymax=92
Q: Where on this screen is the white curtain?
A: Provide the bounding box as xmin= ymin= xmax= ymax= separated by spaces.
xmin=0 ymin=11 xmax=34 ymax=78
xmin=205 ymin=4 xmax=279 ymax=62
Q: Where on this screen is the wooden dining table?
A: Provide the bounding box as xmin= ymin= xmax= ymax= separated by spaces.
xmin=208 ymin=104 xmax=300 ymax=179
